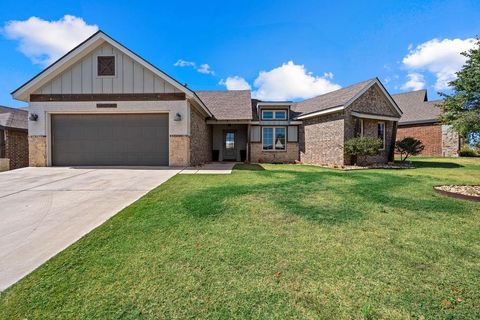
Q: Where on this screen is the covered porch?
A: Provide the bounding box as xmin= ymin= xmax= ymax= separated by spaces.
xmin=209 ymin=122 xmax=249 ymax=162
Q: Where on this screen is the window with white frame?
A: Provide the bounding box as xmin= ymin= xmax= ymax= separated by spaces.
xmin=377 ymin=122 xmax=385 ymax=150
xmin=262 ymin=127 xmax=286 ymax=150
xmin=261 ymin=110 xmax=287 ymax=120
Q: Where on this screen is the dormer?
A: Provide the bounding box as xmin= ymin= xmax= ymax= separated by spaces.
xmin=256 ymin=102 xmax=292 ymax=122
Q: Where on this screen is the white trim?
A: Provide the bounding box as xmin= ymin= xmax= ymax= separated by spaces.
xmin=351 ymin=111 xmax=400 ymax=121
xmin=295 ymin=105 xmax=344 ymax=120
xmin=262 ymin=126 xmax=287 ymax=151
xmin=256 ymin=102 xmax=292 ymax=107
xmin=95 ymin=54 xmax=118 ymax=79
xmin=206 ymin=119 xmax=251 ymax=124
xmin=377 ymin=121 xmax=386 ymax=150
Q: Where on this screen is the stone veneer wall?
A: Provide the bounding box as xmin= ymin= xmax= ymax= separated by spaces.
xmin=250 ymin=142 xmax=299 ymax=163
xmin=5 ymin=129 xmax=29 ymax=169
xmin=299 ymin=112 xmax=345 ymax=165
xmin=441 ymin=125 xmax=460 ymax=157
xmin=28 ymin=135 xmax=47 ymax=167
xmin=397 ymin=123 xmax=443 ymax=156
xmin=189 ymin=107 xmax=212 ymax=166
xmin=169 ymin=135 xmax=190 ymax=166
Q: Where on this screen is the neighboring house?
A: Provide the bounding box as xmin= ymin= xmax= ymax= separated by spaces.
xmin=12 ymin=31 xmax=402 ymax=167
xmin=0 ymin=106 xmax=28 ymax=170
xmin=392 ymin=90 xmax=460 ymax=157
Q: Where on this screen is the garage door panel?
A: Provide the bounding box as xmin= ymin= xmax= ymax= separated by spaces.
xmin=52 ymin=114 xmax=169 ymax=166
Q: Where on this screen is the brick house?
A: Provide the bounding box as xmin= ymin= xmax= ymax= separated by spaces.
xmin=0 ymin=106 xmax=28 ymax=170
xmin=12 ymin=31 xmax=402 ymax=167
xmin=392 ymin=90 xmax=460 ymax=157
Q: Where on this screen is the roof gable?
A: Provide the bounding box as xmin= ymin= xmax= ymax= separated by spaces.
xmin=293 ymin=78 xmax=402 ymax=119
xmin=12 ymin=31 xmax=211 ymax=116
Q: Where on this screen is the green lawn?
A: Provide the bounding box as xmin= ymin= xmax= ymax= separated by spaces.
xmin=1 ymin=158 xmax=479 ymax=319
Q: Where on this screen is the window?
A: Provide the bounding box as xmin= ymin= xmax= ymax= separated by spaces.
xmin=261 ymin=110 xmax=288 ymax=120
xmin=360 ymin=119 xmax=364 ymax=137
xmin=262 ymin=127 xmax=286 ymax=151
xmin=354 ymin=118 xmax=364 ymax=137
xmin=97 ymin=56 xmax=115 ymax=76
xmin=262 ymin=111 xmax=274 ymax=120
xmin=225 ymin=132 xmax=235 ymax=149
xmin=274 ymin=110 xmax=287 ymax=120
xmin=377 ymin=122 xmax=385 ymax=150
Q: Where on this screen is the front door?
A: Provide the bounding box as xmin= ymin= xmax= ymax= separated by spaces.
xmin=223 ymin=131 xmax=236 ymax=161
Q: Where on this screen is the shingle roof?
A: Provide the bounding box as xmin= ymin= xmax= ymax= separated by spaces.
xmin=291 ymin=79 xmax=375 ymax=116
xmin=195 ymin=90 xmax=252 ymax=120
xmin=392 ymin=90 xmax=442 ymax=124
xmin=0 ymin=106 xmax=28 ymax=130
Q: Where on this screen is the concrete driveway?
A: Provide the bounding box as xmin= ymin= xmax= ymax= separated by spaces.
xmin=0 ymin=167 xmax=180 ymax=291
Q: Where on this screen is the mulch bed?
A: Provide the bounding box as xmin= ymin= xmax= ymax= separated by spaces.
xmin=434 ymin=185 xmax=480 ymax=202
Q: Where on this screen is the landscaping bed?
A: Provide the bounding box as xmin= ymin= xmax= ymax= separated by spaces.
xmin=434 ymin=185 xmax=480 ymax=201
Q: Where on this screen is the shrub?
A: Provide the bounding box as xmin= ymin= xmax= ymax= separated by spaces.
xmin=343 ymin=137 xmax=383 ymax=165
xmin=395 ymin=137 xmax=425 ymax=161
xmin=459 ymin=147 xmax=477 ymax=157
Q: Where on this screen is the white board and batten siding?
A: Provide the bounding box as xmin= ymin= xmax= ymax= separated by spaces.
xmin=34 ymin=43 xmax=181 ymax=95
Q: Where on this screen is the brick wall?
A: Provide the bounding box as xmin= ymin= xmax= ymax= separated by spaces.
xmin=397 ymin=123 xmax=442 ymax=156
xmin=169 ymin=135 xmax=190 ymax=166
xmin=250 ymin=142 xmax=299 ymax=163
xmin=344 ymin=83 xmax=399 ymax=165
xmin=5 ymin=129 xmax=28 ymax=169
xmin=348 ymin=119 xmax=394 ymax=165
xmin=189 ymin=106 xmax=212 ymax=166
xmin=299 ymin=112 xmax=345 ymax=165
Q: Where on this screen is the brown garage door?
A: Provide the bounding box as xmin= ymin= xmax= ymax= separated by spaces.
xmin=52 ymin=114 xmax=169 ymax=166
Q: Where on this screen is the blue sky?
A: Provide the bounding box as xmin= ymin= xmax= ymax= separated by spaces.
xmin=0 ymin=0 xmax=479 ymax=107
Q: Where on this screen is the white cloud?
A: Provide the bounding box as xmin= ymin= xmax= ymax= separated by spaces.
xmin=3 ymin=15 xmax=98 ymax=66
xmin=252 ymin=61 xmax=341 ymax=100
xmin=174 ymin=59 xmax=215 ymax=75
xmin=219 ymin=76 xmax=251 ymax=90
xmin=197 ymin=63 xmax=215 ymax=75
xmin=174 ymin=59 xmax=195 ymax=67
xmin=402 ymin=38 xmax=476 ymax=90
xmin=401 ymin=73 xmax=426 ymax=91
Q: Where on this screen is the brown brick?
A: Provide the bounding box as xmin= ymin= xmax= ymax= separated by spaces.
xmin=250 ymin=142 xmax=299 ymax=163
xmin=5 ymin=129 xmax=28 ymax=169
xmin=189 ymin=106 xmax=212 ymax=166
xmin=397 ymin=123 xmax=442 ymax=156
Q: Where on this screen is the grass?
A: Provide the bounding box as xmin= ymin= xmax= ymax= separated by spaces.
xmin=1 ymin=157 xmax=479 ymax=319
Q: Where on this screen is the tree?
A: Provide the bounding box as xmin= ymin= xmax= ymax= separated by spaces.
xmin=343 ymin=137 xmax=383 ymax=165
xmin=439 ymin=37 xmax=480 ymax=143
xmin=395 ymin=137 xmax=425 ymax=161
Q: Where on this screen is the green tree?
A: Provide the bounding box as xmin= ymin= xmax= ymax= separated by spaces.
xmin=439 ymin=37 xmax=480 ymax=142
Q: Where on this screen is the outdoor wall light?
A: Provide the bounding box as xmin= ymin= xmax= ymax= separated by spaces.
xmin=174 ymin=112 xmax=182 ymax=121
xmin=28 ymin=113 xmax=38 ymax=121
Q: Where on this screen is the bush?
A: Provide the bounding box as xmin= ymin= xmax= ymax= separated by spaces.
xmin=459 ymin=147 xmax=477 ymax=157
xmin=343 ymin=137 xmax=383 ymax=165
xmin=395 ymin=137 xmax=425 ymax=161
